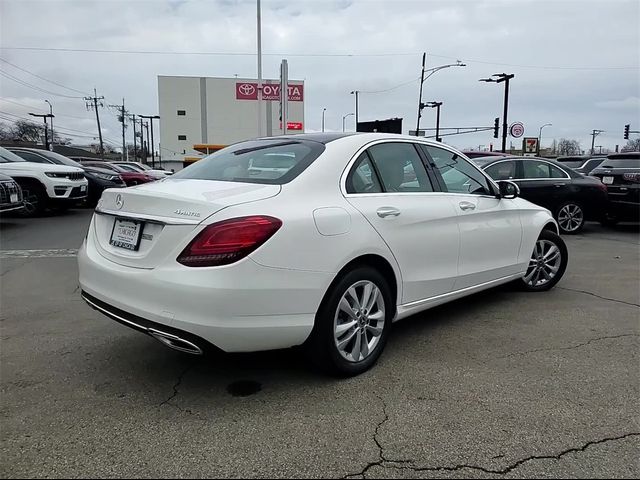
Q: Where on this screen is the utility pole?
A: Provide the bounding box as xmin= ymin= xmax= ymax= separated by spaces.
xmin=591 ymin=129 xmax=604 ymax=155
xmin=28 ymin=113 xmax=53 ymax=150
xmin=143 ymin=121 xmax=150 ymax=165
xmin=322 ymin=108 xmax=327 ymax=132
xmin=416 ymin=52 xmax=426 ymax=136
xmin=110 ymin=98 xmax=128 ymax=161
xmin=139 ymin=115 xmax=160 ymax=168
xmin=84 ymin=88 xmax=105 ymax=160
xmin=350 ymin=90 xmax=359 ymax=131
xmin=45 ymin=100 xmax=54 ymax=149
xmin=479 ymin=73 xmax=515 ymax=153
xmin=130 ymin=114 xmax=137 ymax=161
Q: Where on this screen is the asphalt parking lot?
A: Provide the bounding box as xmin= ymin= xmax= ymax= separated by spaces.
xmin=1 ymin=209 xmax=638 ymax=479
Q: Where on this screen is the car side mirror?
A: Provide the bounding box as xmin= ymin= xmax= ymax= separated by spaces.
xmin=498 ymin=180 xmax=520 ymax=199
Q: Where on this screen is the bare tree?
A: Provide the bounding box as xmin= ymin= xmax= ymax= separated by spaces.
xmin=557 ymin=138 xmax=581 ymax=155
xmin=11 ymin=120 xmax=44 ymax=143
xmin=622 ymin=138 xmax=640 ymax=152
xmin=0 ymin=122 xmax=14 ymax=141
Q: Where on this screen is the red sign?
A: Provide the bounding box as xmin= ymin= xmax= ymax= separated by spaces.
xmin=236 ymin=83 xmax=304 ymax=101
xmin=280 ymin=122 xmax=303 ymax=131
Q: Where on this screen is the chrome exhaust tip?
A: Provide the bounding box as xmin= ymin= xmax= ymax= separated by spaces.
xmin=148 ymin=328 xmax=204 ymax=355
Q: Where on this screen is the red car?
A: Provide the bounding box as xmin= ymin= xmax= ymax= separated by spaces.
xmin=79 ymin=161 xmax=156 ymax=186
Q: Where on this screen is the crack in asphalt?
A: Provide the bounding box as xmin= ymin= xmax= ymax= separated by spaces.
xmin=159 ymin=363 xmax=194 ymax=409
xmin=383 ymin=433 xmax=640 ymax=477
xmin=557 ymin=286 xmax=640 ymax=308
xmin=499 ymin=333 xmax=640 ymax=359
xmin=343 ymin=396 xmax=411 ymax=479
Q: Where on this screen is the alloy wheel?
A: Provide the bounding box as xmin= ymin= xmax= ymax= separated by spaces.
xmin=333 ymin=280 xmax=386 ymax=363
xmin=523 ymin=239 xmax=563 ymax=288
xmin=557 ymin=204 xmax=583 ymax=233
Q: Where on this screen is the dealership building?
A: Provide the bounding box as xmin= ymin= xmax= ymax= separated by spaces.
xmin=157 ymin=75 xmax=305 ymax=170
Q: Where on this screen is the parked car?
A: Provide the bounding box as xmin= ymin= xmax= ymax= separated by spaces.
xmin=0 ymin=146 xmax=88 ymax=216
xmin=589 ymin=152 xmax=640 ymax=225
xmin=555 ymin=155 xmax=606 ymax=175
xmin=7 ymin=147 xmax=126 ymax=206
xmin=0 ymin=172 xmax=24 ymax=213
xmin=474 ymin=155 xmax=608 ymax=234
xmin=110 ymin=161 xmax=172 ymax=179
xmin=79 ymin=133 xmax=568 ymax=377
xmin=78 ymin=161 xmax=156 ymax=186
xmin=462 ymin=150 xmax=511 ymax=159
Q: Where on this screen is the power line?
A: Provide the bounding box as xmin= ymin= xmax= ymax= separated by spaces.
xmin=0 ymin=98 xmax=93 ymax=120
xmin=0 ymin=70 xmax=84 ymax=99
xmin=360 ymin=76 xmax=420 ymax=94
xmin=1 ymin=46 xmax=637 ymax=70
xmin=0 ymin=57 xmax=90 ymax=95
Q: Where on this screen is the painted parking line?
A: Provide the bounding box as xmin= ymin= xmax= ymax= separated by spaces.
xmin=0 ymin=249 xmax=79 ymax=259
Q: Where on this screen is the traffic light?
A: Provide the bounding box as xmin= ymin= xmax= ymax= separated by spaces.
xmin=624 ymin=124 xmax=630 ymax=140
xmin=493 ymin=117 xmax=500 ymax=138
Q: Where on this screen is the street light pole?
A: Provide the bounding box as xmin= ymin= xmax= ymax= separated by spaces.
xmin=591 ymin=129 xmax=604 ymax=155
xmin=350 ymin=91 xmax=359 ymax=131
xmin=322 ymin=108 xmax=327 ymax=133
xmin=416 ymin=57 xmax=466 ymax=136
xmin=479 ymin=73 xmax=515 ymax=152
xmin=342 ymin=113 xmax=354 ymax=132
xmin=29 ymin=112 xmax=53 ymax=150
xmin=539 ymin=123 xmax=552 ymax=149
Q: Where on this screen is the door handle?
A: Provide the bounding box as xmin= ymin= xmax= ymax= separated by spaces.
xmin=459 ymin=201 xmax=476 ymax=211
xmin=376 ymin=207 xmax=401 ymax=218
xmin=554 ymin=183 xmax=566 ymax=187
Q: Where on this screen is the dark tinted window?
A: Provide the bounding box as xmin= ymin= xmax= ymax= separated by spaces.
xmin=367 ymin=143 xmax=433 ymax=193
xmin=10 ymin=150 xmax=51 ymax=164
xmin=583 ymin=159 xmax=604 ymax=171
xmin=598 ymin=159 xmax=640 ymax=169
xmin=178 ymin=135 xmax=187 ymax=141
xmin=561 ymin=160 xmax=584 ymax=168
xmin=177 ymin=110 xmax=186 ymax=116
xmin=346 ymin=152 xmax=382 ymax=194
xmin=550 ymin=165 xmax=567 ymax=178
xmin=172 ymin=140 xmax=325 ymax=185
xmin=422 ymin=145 xmax=492 ymax=195
xmin=33 ymin=150 xmax=83 ymax=168
xmin=485 ymin=160 xmax=517 ymax=180
xmin=523 ymin=160 xmax=568 ymax=179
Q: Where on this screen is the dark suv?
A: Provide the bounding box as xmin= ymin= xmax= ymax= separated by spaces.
xmin=589 ymin=152 xmax=640 ymax=225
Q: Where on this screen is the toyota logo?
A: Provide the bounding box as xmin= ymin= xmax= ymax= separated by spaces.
xmin=239 ymin=83 xmax=256 ymax=96
xmin=115 ymin=194 xmax=124 ymax=210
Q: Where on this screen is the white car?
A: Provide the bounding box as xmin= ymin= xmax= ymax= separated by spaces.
xmin=78 ymin=134 xmax=568 ymax=376
xmin=0 ymin=146 xmax=88 ymax=216
xmin=110 ymin=162 xmax=172 ymax=179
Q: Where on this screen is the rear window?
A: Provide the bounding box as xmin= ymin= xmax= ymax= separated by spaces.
xmin=172 ymin=140 xmax=325 ymax=184
xmin=597 ymin=159 xmax=640 ymax=169
xmin=560 ymin=160 xmax=584 ymax=168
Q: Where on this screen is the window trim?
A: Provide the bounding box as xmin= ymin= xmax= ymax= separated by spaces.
xmin=341 ymin=139 xmax=500 ymax=198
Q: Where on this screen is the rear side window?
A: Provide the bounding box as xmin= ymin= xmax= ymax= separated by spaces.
xmin=367 ymin=142 xmax=433 ymax=192
xmin=172 ymin=140 xmax=325 ymax=185
xmin=523 ymin=160 xmax=568 ymax=179
xmin=346 ymin=152 xmax=382 ymax=194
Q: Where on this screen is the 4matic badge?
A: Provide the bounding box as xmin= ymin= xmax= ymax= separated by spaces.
xmin=174 ymin=209 xmax=201 ymax=218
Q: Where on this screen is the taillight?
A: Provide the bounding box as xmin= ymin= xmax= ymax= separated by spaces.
xmin=623 ymin=173 xmax=640 ymax=183
xmin=177 ymin=216 xmax=282 ymax=267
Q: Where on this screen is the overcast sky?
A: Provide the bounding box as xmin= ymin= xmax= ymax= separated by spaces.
xmin=1 ymin=0 xmax=638 ymax=153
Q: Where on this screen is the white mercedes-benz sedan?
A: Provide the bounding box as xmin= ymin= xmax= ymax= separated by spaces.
xmin=78 ymin=133 xmax=568 ymax=376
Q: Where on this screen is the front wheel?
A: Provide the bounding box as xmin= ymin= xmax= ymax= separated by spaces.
xmin=305 ymin=266 xmax=393 ymax=377
xmin=519 ymin=230 xmax=568 ymax=292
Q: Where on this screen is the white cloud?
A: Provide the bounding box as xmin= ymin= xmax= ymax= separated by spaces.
xmin=596 ymin=97 xmax=640 ymax=110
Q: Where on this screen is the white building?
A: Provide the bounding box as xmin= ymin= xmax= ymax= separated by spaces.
xmin=158 ymin=76 xmax=305 ymax=171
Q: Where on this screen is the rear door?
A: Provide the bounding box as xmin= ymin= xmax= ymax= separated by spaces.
xmin=516 ymin=159 xmax=571 ymax=211
xmin=344 ymin=141 xmax=460 ymax=304
xmin=421 ymin=145 xmax=522 ymax=290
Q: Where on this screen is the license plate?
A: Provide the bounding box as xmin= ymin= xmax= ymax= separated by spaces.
xmin=10 ymin=193 xmax=18 ymax=203
xmin=81 ymin=185 xmax=87 ymax=192
xmin=110 ymin=219 xmax=144 ymax=251
xmin=602 ymin=176 xmax=614 ymax=185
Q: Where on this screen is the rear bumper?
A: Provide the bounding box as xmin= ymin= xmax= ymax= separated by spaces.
xmin=77 ymin=237 xmax=333 ymax=353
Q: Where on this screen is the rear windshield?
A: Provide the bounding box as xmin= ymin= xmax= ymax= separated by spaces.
xmin=172 ymin=139 xmax=325 ymax=184
xmin=560 ymin=160 xmax=584 ymax=168
xmin=597 ymin=159 xmax=640 ymax=169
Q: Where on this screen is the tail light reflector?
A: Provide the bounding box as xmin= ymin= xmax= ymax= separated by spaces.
xmin=177 ymin=216 xmax=282 ymax=267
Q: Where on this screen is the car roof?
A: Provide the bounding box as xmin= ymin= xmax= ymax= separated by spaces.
xmin=607 ymin=152 xmax=640 ymax=159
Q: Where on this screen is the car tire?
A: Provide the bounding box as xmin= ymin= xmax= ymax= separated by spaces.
xmin=555 ymin=201 xmax=585 ymax=234
xmin=519 ymin=229 xmax=568 ymax=292
xmin=19 ymin=181 xmax=47 ymax=217
xmin=305 ymin=266 xmax=393 ymax=377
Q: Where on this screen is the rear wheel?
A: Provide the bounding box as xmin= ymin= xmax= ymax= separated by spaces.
xmin=519 ymin=230 xmax=568 ymax=291
xmin=305 ymin=266 xmax=393 ymax=377
xmin=556 ymin=201 xmax=585 ymax=234
xmin=19 ymin=182 xmax=47 ymax=217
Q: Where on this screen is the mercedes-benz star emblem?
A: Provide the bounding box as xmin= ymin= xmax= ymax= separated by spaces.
xmin=239 ymin=83 xmax=255 ymax=96
xmin=115 ymin=194 xmax=124 ymax=210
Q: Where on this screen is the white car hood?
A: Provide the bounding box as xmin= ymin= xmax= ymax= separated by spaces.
xmin=0 ymin=162 xmax=84 ymax=174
